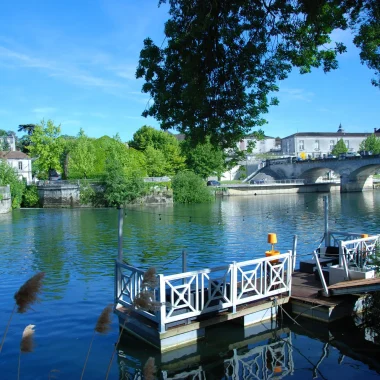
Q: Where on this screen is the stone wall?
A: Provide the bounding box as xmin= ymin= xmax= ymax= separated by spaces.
xmin=37 ymin=183 xmax=80 ymax=208
xmin=37 ymin=182 xmax=173 ymax=207
xmin=0 ymin=185 xmax=12 ymax=214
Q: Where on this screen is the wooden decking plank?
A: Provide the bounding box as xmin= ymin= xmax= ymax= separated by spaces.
xmin=328 ymin=277 xmax=380 ymax=289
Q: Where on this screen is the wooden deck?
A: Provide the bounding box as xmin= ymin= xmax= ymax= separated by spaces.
xmin=289 ymin=271 xmax=369 ymax=322
xmin=327 ymin=277 xmax=380 ymax=296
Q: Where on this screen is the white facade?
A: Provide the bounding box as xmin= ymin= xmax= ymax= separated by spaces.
xmin=0 ymin=151 xmax=33 ymax=184
xmin=238 ymin=136 xmax=278 ymax=153
xmin=281 ymin=131 xmax=377 ymax=159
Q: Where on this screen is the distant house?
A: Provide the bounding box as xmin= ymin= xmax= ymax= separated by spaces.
xmin=0 ymin=151 xmax=32 ymax=184
xmin=238 ymin=135 xmax=279 ymax=154
xmin=281 ymin=124 xmax=379 ymax=159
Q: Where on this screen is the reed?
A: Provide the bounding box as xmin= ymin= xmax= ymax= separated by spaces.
xmin=18 ymin=324 xmax=35 ymax=380
xmin=143 ymin=357 xmax=157 ymax=380
xmin=0 ymin=272 xmax=45 ymax=354
xmin=80 ymin=304 xmax=113 ymax=380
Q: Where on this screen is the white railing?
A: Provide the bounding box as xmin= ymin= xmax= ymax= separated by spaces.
xmin=224 ymin=335 xmax=294 ymax=380
xmin=115 ymin=252 xmax=293 ymax=333
xmin=339 ymin=235 xmax=379 ymax=269
xmin=328 ymin=230 xmax=366 ymax=247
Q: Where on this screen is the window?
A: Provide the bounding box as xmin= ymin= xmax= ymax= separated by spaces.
xmin=345 ymin=140 xmax=349 ymax=148
xmin=330 ymin=140 xmax=335 ymax=150
xmin=314 ymin=140 xmax=320 ymax=150
xmin=18 ymin=161 xmax=23 ymax=170
xmin=298 ymin=140 xmax=304 ymax=151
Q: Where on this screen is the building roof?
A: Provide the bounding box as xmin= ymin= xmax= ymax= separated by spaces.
xmin=0 ymin=151 xmax=31 ymax=159
xmin=282 ymin=132 xmax=378 ymax=139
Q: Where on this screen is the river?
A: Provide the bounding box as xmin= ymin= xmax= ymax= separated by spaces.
xmin=0 ymin=192 xmax=380 ymax=379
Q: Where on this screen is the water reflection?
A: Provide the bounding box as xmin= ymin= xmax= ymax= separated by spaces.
xmin=117 ymin=315 xmax=380 ymax=379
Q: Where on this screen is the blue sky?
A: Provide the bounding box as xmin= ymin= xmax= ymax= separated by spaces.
xmin=0 ymin=0 xmax=379 ymax=142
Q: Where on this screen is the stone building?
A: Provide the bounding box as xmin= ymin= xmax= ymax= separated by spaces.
xmin=281 ymin=124 xmax=378 ymax=159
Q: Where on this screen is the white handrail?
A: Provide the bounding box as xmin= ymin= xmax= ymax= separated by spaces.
xmin=115 ymin=252 xmax=293 ymax=333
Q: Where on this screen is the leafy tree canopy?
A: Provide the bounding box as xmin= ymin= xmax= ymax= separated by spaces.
xmin=181 ymin=137 xmax=225 ymax=179
xmin=137 ymin=0 xmax=379 ymax=149
xmin=67 ymin=130 xmax=95 ymax=179
xmin=172 ymin=170 xmax=213 ymax=203
xmin=331 ymin=138 xmax=348 ymax=155
xmin=18 ymin=124 xmax=36 ymax=136
xmin=0 ymin=160 xmax=25 ymax=208
xmin=359 ymin=133 xmax=380 ymax=154
xmin=27 ymin=119 xmax=66 ymax=178
xmin=129 ymin=125 xmax=185 ymax=175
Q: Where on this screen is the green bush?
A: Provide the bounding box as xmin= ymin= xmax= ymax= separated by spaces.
xmin=172 ymin=171 xmax=213 ymax=203
xmin=0 ymin=161 xmax=26 ymax=208
xmin=21 ymin=185 xmax=40 ymax=208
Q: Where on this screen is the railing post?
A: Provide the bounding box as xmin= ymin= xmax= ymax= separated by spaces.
xmin=292 ymin=235 xmax=297 ymax=271
xmin=182 ymin=249 xmax=187 ymax=285
xmin=158 ymin=274 xmax=166 ymax=333
xmin=313 ymin=251 xmax=329 ymax=296
xmin=231 ymin=262 xmax=237 ymax=314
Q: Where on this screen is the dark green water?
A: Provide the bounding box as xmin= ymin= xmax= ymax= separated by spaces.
xmin=0 ymin=192 xmax=379 ymax=379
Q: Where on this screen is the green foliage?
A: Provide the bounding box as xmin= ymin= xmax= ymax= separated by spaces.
xmin=67 ymin=131 xmax=95 ymax=179
xmin=359 ymin=134 xmax=380 ymax=154
xmin=103 ymin=154 xmax=146 ymax=207
xmin=331 ymin=139 xmax=348 ymax=155
xmin=129 ymin=125 xmax=185 ymax=175
xmin=144 ymin=146 xmax=167 ymax=176
xmin=137 ymin=1 xmax=379 ymax=149
xmin=172 ymin=171 xmax=213 ymax=203
xmin=0 ymin=160 xmax=26 ymax=208
xmin=181 ymin=137 xmax=225 ymax=179
xmin=21 ymin=185 xmax=39 ymax=208
xmin=16 ymin=135 xmax=31 ymax=154
xmin=28 ymin=119 xmax=66 ymax=178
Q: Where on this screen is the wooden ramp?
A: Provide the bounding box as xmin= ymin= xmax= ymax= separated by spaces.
xmin=326 ymin=277 xmax=380 ymax=296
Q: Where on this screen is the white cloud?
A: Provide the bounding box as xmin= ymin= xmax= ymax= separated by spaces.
xmin=0 ymin=45 xmax=124 ymax=92
xmin=32 ymin=107 xmax=57 ymax=114
xmin=279 ymin=87 xmax=314 ymax=102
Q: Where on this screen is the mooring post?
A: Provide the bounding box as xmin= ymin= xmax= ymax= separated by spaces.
xmin=324 ymin=195 xmax=329 ymax=247
xmin=118 ymin=207 xmax=124 ymax=261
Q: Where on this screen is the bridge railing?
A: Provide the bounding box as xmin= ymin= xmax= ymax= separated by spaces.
xmin=115 ymin=252 xmax=293 ymax=333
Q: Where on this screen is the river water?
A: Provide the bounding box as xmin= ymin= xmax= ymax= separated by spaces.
xmin=0 ymin=192 xmax=380 ymax=379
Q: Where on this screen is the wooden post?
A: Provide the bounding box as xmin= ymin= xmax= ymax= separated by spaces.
xmin=118 ymin=207 xmax=124 ymax=261
xmin=324 ymin=195 xmax=329 ymax=247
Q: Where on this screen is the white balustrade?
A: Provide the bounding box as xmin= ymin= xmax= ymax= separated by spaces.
xmin=115 ymin=251 xmax=293 ymax=332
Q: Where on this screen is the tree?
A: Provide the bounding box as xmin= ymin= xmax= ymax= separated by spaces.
xmin=182 ymin=137 xmax=225 ymax=179
xmin=67 ymin=130 xmax=95 ymax=179
xmin=137 ymin=0 xmax=379 ymax=149
xmin=103 ymin=153 xmax=145 ymax=207
xmin=331 ymin=138 xmax=348 ymax=156
xmin=359 ymin=134 xmax=380 ymax=154
xmin=27 ymin=120 xmax=65 ymax=179
xmin=172 ymin=170 xmax=213 ymax=203
xmin=129 ymin=126 xmax=185 ymax=174
xmin=144 ymin=146 xmax=167 ymax=176
xmin=0 ymin=160 xmax=26 ymax=208
xmin=18 ymin=124 xmax=36 ymax=136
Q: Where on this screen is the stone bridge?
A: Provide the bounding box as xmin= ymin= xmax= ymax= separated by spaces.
xmin=255 ymin=155 xmax=380 ymax=192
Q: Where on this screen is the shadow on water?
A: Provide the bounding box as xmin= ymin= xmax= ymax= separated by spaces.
xmin=116 ymin=314 xmax=380 ymax=379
